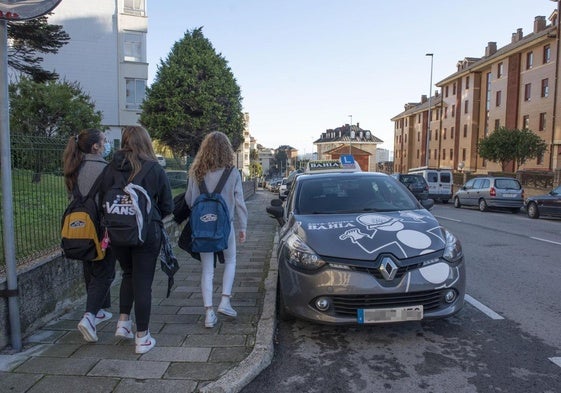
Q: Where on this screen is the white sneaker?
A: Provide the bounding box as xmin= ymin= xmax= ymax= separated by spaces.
xmin=115 ymin=319 xmax=134 ymax=339
xmin=77 ymin=313 xmax=98 ymax=342
xmin=95 ymin=310 xmax=113 ymax=325
xmin=135 ymin=331 xmax=156 ymax=354
xmin=218 ymin=297 xmax=237 ymax=318
xmin=205 ymin=308 xmax=218 ymax=328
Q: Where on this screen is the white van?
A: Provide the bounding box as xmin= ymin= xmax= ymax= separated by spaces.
xmin=408 ymin=167 xmax=453 ymax=203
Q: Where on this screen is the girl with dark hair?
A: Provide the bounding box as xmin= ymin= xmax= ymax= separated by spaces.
xmin=62 ymin=128 xmax=115 ymax=343
xmin=99 ymin=125 xmax=173 ymax=354
xmin=185 ymin=131 xmax=248 ymax=328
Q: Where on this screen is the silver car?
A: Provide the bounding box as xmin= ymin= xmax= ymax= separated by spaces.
xmin=266 ymin=170 xmax=466 ymax=325
xmin=453 ymin=176 xmax=524 ymax=213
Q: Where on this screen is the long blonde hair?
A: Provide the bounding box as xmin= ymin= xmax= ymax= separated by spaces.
xmin=119 ymin=125 xmax=157 ymax=181
xmin=189 ymin=131 xmax=234 ymax=183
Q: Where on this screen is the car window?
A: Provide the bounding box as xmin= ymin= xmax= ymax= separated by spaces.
xmin=472 ymin=179 xmax=485 ymax=189
xmin=427 ymin=172 xmax=438 ymax=182
xmin=296 ymin=176 xmax=418 ymax=214
xmin=463 ymin=179 xmax=475 ymax=189
xmin=495 ymin=179 xmax=521 ymax=190
xmin=440 ymin=172 xmax=451 ymax=183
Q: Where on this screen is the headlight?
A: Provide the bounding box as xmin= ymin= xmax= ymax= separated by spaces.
xmin=284 ymin=233 xmax=326 ymax=271
xmin=442 ymin=227 xmax=463 ymax=265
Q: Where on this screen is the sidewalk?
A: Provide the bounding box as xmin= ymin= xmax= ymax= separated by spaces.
xmin=0 ymin=189 xmax=279 ymax=393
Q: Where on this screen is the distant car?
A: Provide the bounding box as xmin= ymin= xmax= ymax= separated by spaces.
xmin=156 ymin=154 xmax=166 ymax=168
xmin=278 ymin=178 xmax=288 ymax=200
xmin=265 ymin=158 xmax=465 ymax=325
xmin=165 ymin=170 xmax=187 ymax=189
xmin=453 ymin=176 xmax=524 ymax=213
xmin=391 ymin=173 xmax=430 ymax=201
xmin=524 ymin=184 xmax=561 ymax=219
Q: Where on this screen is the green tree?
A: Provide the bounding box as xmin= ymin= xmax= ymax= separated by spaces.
xmin=140 ymin=27 xmax=244 ymax=158
xmin=249 ymin=162 xmax=263 ymax=179
xmin=477 ymin=127 xmax=547 ymax=171
xmin=9 ymin=77 xmax=103 ymax=181
xmin=8 ymin=15 xmax=70 ymax=82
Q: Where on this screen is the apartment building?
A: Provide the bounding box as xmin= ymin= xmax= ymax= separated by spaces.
xmin=393 ymin=11 xmax=561 ymax=174
xmin=314 ymin=123 xmax=383 ymax=172
xmin=39 ymin=0 xmax=148 ymax=147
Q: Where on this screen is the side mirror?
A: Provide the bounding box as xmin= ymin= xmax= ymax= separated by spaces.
xmin=420 ymin=198 xmax=434 ymax=210
xmin=266 ymin=199 xmax=285 ymax=226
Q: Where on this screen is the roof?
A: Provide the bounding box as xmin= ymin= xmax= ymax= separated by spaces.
xmin=314 ymin=124 xmax=384 ymax=145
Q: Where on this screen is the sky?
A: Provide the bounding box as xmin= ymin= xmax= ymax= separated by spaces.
xmin=146 ymin=0 xmax=556 ymax=156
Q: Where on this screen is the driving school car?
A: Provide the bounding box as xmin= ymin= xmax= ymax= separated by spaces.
xmin=266 ymin=157 xmax=466 ymax=324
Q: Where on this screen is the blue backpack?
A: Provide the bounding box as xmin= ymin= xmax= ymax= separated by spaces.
xmin=189 ymin=167 xmax=233 ymax=253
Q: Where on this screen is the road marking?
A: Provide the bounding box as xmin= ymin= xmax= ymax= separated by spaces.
xmin=530 ymin=237 xmax=561 ymax=246
xmin=549 ymin=357 xmax=561 ymax=368
xmin=465 ymin=294 xmax=504 ymax=320
xmin=433 ymin=215 xmax=462 ymax=222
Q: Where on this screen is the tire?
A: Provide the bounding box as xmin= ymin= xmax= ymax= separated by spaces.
xmin=479 ymin=199 xmax=488 ymax=212
xmin=453 ymin=197 xmax=461 ymax=208
xmin=527 ymin=202 xmax=540 ymax=219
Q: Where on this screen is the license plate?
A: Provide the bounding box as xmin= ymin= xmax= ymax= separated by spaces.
xmin=502 ymin=193 xmax=517 ymax=198
xmin=357 ymin=306 xmax=423 ymax=324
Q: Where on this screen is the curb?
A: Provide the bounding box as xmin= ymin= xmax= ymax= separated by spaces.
xmin=199 ymin=231 xmax=279 ymax=393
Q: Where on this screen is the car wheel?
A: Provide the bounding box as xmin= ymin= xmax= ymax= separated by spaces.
xmin=277 ymin=277 xmax=293 ymax=321
xmin=453 ymin=197 xmax=461 ymax=208
xmin=527 ymin=202 xmax=540 ymax=219
xmin=479 ymin=199 xmax=488 ymax=212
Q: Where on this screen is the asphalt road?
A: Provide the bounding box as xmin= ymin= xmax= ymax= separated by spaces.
xmin=242 ymin=204 xmax=561 ymax=393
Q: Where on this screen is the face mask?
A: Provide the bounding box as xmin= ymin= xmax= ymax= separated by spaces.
xmin=102 ymin=141 xmax=111 ymax=158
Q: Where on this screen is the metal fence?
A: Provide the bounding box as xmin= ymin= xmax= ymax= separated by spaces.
xmin=0 ymin=134 xmax=68 ymax=272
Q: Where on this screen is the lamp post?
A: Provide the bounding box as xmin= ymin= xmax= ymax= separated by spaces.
xmin=348 ymin=114 xmax=353 ymax=154
xmin=425 ymin=53 xmax=434 ymax=167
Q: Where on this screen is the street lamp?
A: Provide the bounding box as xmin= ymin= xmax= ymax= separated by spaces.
xmin=348 ymin=114 xmax=353 ymax=154
xmin=426 ymin=53 xmax=434 ymax=167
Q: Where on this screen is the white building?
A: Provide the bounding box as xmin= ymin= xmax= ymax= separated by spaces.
xmin=235 ymin=112 xmax=251 ymax=179
xmin=40 ymin=0 xmax=148 ymax=147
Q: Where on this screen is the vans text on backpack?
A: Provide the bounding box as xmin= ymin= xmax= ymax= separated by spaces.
xmin=102 ymin=162 xmax=156 ymax=246
xmin=61 ymin=171 xmax=105 ymax=261
xmin=190 ymin=167 xmax=233 ymax=253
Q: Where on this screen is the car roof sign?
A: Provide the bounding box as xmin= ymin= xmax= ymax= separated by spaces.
xmin=305 ymin=157 xmax=362 ymax=173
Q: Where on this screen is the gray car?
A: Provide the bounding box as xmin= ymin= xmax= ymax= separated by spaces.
xmin=266 ymin=169 xmax=466 ymax=325
xmin=453 ymin=176 xmax=524 ymax=213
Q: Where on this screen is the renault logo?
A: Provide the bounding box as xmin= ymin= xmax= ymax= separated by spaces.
xmin=379 ymin=257 xmax=398 ymax=281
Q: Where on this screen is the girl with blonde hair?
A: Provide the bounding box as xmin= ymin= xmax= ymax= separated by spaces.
xmin=185 ymin=131 xmax=248 ymax=328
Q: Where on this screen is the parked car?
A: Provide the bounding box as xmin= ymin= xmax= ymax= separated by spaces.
xmin=391 ymin=173 xmax=430 ymax=201
xmin=408 ymin=168 xmax=453 ymax=203
xmin=278 ymin=177 xmax=288 ymax=200
xmin=453 ymin=176 xmax=524 ymax=213
xmin=156 ymin=154 xmax=167 ymax=168
xmin=524 ymin=184 xmax=561 ymax=219
xmin=265 ymin=159 xmax=465 ymax=325
xmin=165 ymin=170 xmax=187 ymax=189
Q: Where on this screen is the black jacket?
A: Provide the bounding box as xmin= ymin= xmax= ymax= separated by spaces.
xmin=99 ymin=151 xmax=173 ymax=223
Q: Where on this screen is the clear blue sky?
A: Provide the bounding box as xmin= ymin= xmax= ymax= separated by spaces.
xmin=147 ymin=0 xmax=556 ymax=156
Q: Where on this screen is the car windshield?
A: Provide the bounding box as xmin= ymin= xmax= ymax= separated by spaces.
xmin=296 ymin=176 xmax=419 ymax=214
xmin=401 ymin=175 xmax=425 ymax=186
xmin=495 ymin=179 xmax=521 ymax=190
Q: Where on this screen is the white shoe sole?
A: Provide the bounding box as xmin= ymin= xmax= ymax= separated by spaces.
xmin=78 ymin=321 xmax=98 ymax=342
xmin=217 ymin=307 xmax=237 ymax=317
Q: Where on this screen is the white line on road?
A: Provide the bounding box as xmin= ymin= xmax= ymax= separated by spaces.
xmin=465 ymin=294 xmax=504 ymax=320
xmin=549 ymin=357 xmax=561 ymax=368
xmin=530 ymin=237 xmax=561 ymax=246
xmin=433 ymin=215 xmax=462 ymax=222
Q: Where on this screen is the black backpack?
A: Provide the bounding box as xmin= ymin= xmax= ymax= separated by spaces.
xmin=102 ymin=162 xmax=156 ymax=246
xmin=60 ymin=172 xmax=105 ymax=261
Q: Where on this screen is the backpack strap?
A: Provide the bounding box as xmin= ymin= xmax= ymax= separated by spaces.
xmin=199 ymin=166 xmax=233 ymax=195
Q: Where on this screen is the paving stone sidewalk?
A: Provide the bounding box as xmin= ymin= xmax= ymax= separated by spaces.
xmin=0 ymin=189 xmax=279 ymax=393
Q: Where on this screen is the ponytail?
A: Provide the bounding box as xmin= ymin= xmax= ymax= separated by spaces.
xmin=62 ymin=129 xmax=103 ymax=192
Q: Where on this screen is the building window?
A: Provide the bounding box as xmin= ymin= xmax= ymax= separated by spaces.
xmin=445 ymin=86 xmax=449 ymax=97
xmin=494 ymin=119 xmax=500 ymax=130
xmin=124 ymin=32 xmax=144 ymax=62
xmin=496 ymin=91 xmax=502 ymax=106
xmin=451 ymin=127 xmax=454 ymax=139
xmin=541 ymin=79 xmax=549 ymax=97
xmin=465 ymin=76 xmax=470 ymax=90
xmin=452 ymin=105 xmax=455 ymax=117
xmin=124 ymin=0 xmax=145 ymax=16
xmin=442 ymin=149 xmax=446 ymax=160
xmin=417 ymin=150 xmax=419 ymax=159
xmin=443 ymin=129 xmax=446 ymax=140
xmin=464 ymin=100 xmax=469 ymax=114
xmin=463 ymin=124 xmax=467 ymax=137
xmin=434 ymin=129 xmax=438 ymax=140
xmin=524 ymin=83 xmax=531 ymax=101
xmin=523 ymin=115 xmax=530 ymax=129
xmin=434 ymin=149 xmax=437 ymax=159
xmin=125 ymin=78 xmax=146 ymax=109
xmin=450 ymin=149 xmax=454 ymax=160
xmin=539 ymin=113 xmax=546 ymax=131
xmin=544 ymin=44 xmax=551 ymax=64
xmin=453 ymin=83 xmax=456 ymax=95
xmin=417 ymin=132 xmax=420 ymax=142
xmin=462 ymin=148 xmax=466 ymax=161
xmin=526 ymin=51 xmax=533 ymax=69
xmin=497 ymin=62 xmax=504 ymax=78
xmin=418 ymin=114 xmax=421 ymax=123
xmin=444 ymin=107 xmax=448 ymax=119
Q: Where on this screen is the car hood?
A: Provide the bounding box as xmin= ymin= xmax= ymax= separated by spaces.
xmin=293 ymin=209 xmax=446 ymax=260
xmin=528 ymin=194 xmax=558 ymax=202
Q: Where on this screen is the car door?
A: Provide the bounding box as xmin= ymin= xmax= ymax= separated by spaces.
xmin=542 ymin=185 xmax=561 ymax=216
xmin=458 ymin=178 xmax=476 ymax=205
